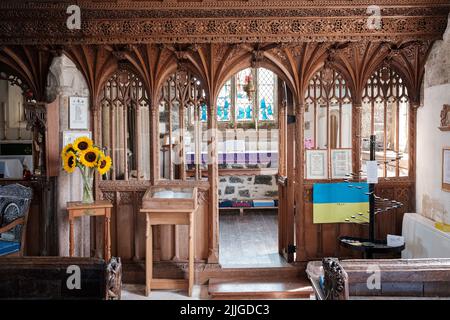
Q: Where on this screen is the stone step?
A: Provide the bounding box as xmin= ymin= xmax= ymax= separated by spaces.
xmin=198 ymin=264 xmax=306 ymax=284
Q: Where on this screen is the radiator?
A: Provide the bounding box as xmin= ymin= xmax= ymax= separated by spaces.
xmin=402 ymin=213 xmax=450 ymax=259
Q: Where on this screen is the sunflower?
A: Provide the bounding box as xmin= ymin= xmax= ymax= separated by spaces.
xmin=63 ymin=151 xmax=77 ymax=173
xmin=61 ymin=143 xmax=75 ymax=158
xmin=73 ymin=137 xmax=93 ymax=153
xmin=79 ymin=147 xmax=99 ymax=168
xmin=97 ymin=154 xmax=112 ymax=175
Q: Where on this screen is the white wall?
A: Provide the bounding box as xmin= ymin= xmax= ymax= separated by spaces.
xmin=0 ymin=79 xmax=32 ymax=141
xmin=416 ymin=14 xmax=450 ymax=224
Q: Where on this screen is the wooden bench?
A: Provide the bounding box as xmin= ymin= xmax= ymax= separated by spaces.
xmin=0 ymin=257 xmax=122 ymax=300
xmin=307 ymin=258 xmax=450 ymax=299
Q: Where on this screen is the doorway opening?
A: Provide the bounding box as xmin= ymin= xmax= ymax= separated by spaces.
xmin=216 ymin=67 xmax=289 ymax=268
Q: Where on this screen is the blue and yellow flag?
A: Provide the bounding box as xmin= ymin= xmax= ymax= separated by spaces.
xmin=313 ymin=182 xmax=369 ymax=224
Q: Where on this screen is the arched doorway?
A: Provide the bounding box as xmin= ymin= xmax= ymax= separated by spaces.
xmin=215 ymin=66 xmax=290 ymax=268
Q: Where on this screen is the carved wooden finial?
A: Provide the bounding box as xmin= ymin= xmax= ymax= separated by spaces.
xmin=322 ymin=257 xmax=349 ymax=300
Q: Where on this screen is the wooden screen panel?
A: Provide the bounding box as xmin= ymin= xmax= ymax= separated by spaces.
xmin=159 ymin=71 xmax=204 ymax=181
xmin=100 ymin=69 xmax=151 ymax=181
xmin=362 ymin=67 xmax=410 ymax=178
xmin=99 ymin=185 xmax=209 ymax=263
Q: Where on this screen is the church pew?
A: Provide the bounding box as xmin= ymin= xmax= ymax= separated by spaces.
xmin=307 ymin=258 xmax=450 ymax=299
xmin=0 ymin=257 xmax=122 ymax=300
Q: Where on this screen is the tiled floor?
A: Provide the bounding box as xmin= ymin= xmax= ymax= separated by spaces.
xmin=219 ymin=210 xmax=289 ymax=268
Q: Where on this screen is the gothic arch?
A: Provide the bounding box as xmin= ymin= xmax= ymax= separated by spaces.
xmin=0 ymin=45 xmax=54 ymax=102
xmin=63 ymin=45 xmax=119 ymax=110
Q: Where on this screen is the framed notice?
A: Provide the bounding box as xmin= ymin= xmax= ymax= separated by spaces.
xmin=306 ymin=150 xmax=327 ymax=179
xmin=443 ymin=147 xmax=450 ymax=192
xmin=69 ymin=96 xmax=89 ymax=129
xmin=63 ymin=130 xmax=92 ymax=146
xmin=331 ymin=149 xmax=352 ymax=179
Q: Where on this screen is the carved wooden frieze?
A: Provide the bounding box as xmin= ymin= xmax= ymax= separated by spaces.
xmin=0 ymin=1 xmax=448 ymax=44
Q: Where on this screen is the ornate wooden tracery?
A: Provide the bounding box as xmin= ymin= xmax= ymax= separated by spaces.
xmin=362 ymin=66 xmax=410 ymax=178
xmin=304 ymin=67 xmax=352 ymax=180
xmin=159 ymin=70 xmax=205 ymax=181
xmin=99 ymin=68 xmax=151 ymax=181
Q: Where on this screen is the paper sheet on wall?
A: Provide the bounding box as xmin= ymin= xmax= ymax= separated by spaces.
xmin=366 ymin=160 xmax=378 ymax=184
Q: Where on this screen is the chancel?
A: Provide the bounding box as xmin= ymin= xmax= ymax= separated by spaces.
xmin=0 ymin=0 xmax=449 ymax=301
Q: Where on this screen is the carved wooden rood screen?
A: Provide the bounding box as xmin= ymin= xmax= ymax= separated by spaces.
xmin=0 ymin=1 xmax=449 ymax=275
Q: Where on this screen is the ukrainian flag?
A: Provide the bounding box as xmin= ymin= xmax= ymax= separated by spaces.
xmin=313 ymin=182 xmax=369 ymax=224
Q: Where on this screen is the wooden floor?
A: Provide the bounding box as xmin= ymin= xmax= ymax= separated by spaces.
xmin=219 ymin=210 xmax=289 ymax=268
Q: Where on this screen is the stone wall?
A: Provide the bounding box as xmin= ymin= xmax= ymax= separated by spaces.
xmin=46 ymin=54 xmax=92 ymax=257
xmin=218 ymin=175 xmax=278 ymax=201
xmin=416 ymin=13 xmax=450 ymax=225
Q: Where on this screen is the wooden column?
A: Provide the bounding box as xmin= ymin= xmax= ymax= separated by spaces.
xmin=352 ymin=101 xmax=362 ymax=178
xmin=150 ymin=101 xmax=159 ymax=184
xmin=409 ymin=101 xmax=419 ymax=211
xmin=150 ymin=99 xmax=162 ymax=261
xmin=135 ymin=101 xmax=141 ymax=181
xmin=207 ymin=101 xmax=219 ymax=264
xmin=179 ymin=102 xmax=186 ymax=181
xmin=295 ymin=98 xmax=306 ymax=261
xmin=278 ymin=81 xmax=287 ymax=256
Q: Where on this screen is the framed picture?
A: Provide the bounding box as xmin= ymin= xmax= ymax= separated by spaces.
xmin=63 ymin=130 xmax=92 ymax=146
xmin=306 ymin=150 xmax=327 ymax=179
xmin=331 ymin=149 xmax=352 ymax=179
xmin=69 ymin=96 xmax=89 ymax=129
xmin=443 ymin=147 xmax=450 ymax=192
xmin=439 ymin=104 xmax=450 ymax=131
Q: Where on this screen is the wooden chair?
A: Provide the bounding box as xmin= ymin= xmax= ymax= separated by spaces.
xmin=0 ymin=184 xmax=32 ymax=257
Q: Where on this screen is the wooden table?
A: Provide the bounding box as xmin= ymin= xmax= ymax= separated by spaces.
xmin=140 ymin=208 xmax=195 ymax=297
xmin=67 ymin=200 xmax=113 ymax=261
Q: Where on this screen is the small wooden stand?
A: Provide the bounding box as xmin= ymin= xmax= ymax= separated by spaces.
xmin=140 ymin=187 xmax=197 ymax=297
xmin=67 ymin=200 xmax=113 ymax=261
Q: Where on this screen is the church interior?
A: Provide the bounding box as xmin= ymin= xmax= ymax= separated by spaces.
xmin=0 ymin=0 xmax=449 ymax=301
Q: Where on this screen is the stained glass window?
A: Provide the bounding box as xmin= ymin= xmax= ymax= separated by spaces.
xmin=215 ymin=67 xmax=277 ymax=123
xmin=200 ymin=103 xmax=207 ymax=122
xmin=217 ymin=80 xmax=231 ymax=121
xmin=236 ymin=68 xmax=254 ymax=121
xmin=257 ymin=68 xmax=275 ymax=121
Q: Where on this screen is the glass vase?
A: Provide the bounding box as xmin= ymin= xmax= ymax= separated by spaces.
xmin=81 ymin=167 xmax=94 ymax=204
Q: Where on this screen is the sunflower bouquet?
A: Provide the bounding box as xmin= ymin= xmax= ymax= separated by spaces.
xmin=61 ymin=136 xmax=112 ymax=204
